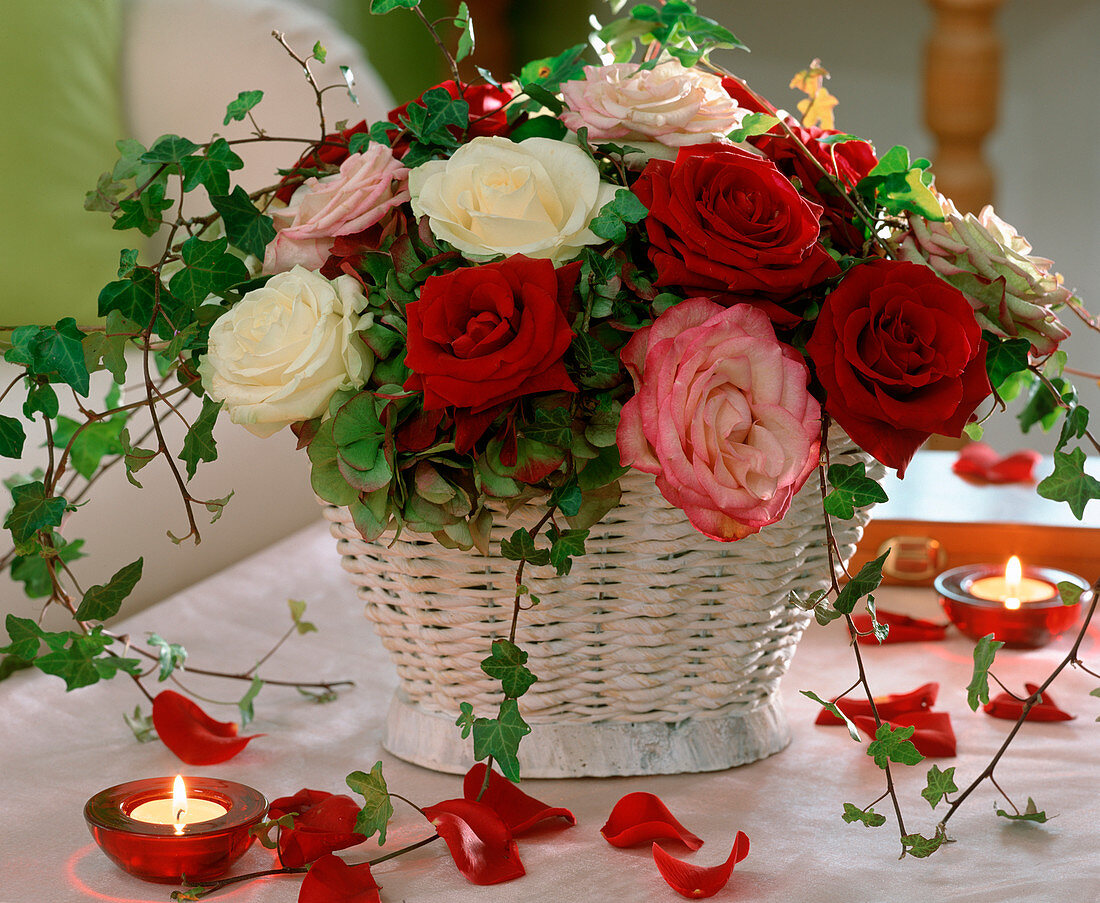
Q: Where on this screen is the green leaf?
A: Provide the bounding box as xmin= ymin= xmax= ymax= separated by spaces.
xmin=570 ymin=332 xmax=620 ymax=390
xmin=179 ymin=397 xmax=222 ymax=479
xmin=455 ymin=701 xmax=476 ymax=739
xmin=472 ymin=698 xmax=531 ymax=782
xmin=1056 ymin=405 xmax=1089 ymax=454
xmin=148 ymin=633 xmax=187 ymax=681
xmin=548 ymin=527 xmax=588 ymax=576
xmin=523 ymin=407 xmax=574 ymax=449
xmin=984 ymin=335 xmax=1032 ymax=389
xmin=98 ymin=267 xmax=159 ymax=326
xmin=180 ymin=138 xmax=244 ymax=197
xmin=123 ymin=705 xmax=157 ymax=743
xmin=1057 ymin=581 xmax=1083 ymax=606
xmin=454 ymin=1 xmax=475 ymax=62
xmin=500 ymin=528 xmax=550 ymax=566
xmin=966 ymin=634 xmax=1005 ymax=710
xmin=346 ymin=761 xmax=394 ymax=844
xmin=120 ymin=427 xmax=157 ymax=488
xmin=74 ymin=558 xmax=143 ymax=621
xmin=307 ymin=420 xmax=359 ymax=507
xmin=801 ymin=690 xmax=862 ymax=742
xmin=311 ymin=41 xmax=327 ymax=63
xmin=224 ymin=90 xmax=264 ymax=125
xmin=522 ymin=82 xmax=564 ymax=115
xmin=5 ymin=481 xmax=66 ymax=544
xmin=210 ymin=186 xmax=276 ymax=259
xmin=995 ymin=797 xmax=1048 ymax=823
xmin=114 ymin=180 xmax=173 ymax=236
xmin=0 ymin=615 xmax=45 ymax=660
xmin=834 ymin=551 xmax=890 ymax=615
xmin=169 ymin=236 xmax=250 ymax=306
xmin=589 ymin=188 xmax=648 ymax=244
xmin=82 ymin=310 xmax=136 ymax=383
xmin=288 ymin=598 xmax=318 ymax=635
xmin=9 ymin=537 xmax=85 ymax=599
xmin=401 ymin=86 xmax=469 ymax=148
xmin=238 ymin=675 xmax=263 ymax=728
xmin=1018 ymin=376 xmax=1075 ymax=434
xmin=841 ymin=802 xmax=886 ymax=827
xmin=1037 ymin=447 xmax=1100 ymax=520
xmin=480 ymin=639 xmax=538 ymax=698
xmin=921 ymin=765 xmax=958 ymax=809
xmin=518 ymin=44 xmax=588 ymax=93
xmin=35 ymin=627 xmax=140 ymax=690
xmin=0 ymin=415 xmax=25 ymax=459
xmin=370 ymin=0 xmax=419 ymax=11
xmin=901 ymin=828 xmax=951 ymax=858
xmin=140 ymin=134 xmax=200 ymax=164
xmin=866 ymin=722 xmax=924 ymax=768
xmin=21 ymin=319 xmax=91 ymax=396
xmin=824 ymin=462 xmax=888 ymax=520
xmin=728 ymin=112 xmax=780 ymax=142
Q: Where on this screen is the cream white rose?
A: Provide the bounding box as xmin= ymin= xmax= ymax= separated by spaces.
xmin=409 ymin=136 xmax=618 ymax=262
xmin=200 ymin=266 xmax=372 ymax=438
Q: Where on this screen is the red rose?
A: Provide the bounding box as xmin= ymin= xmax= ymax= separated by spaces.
xmin=720 ymin=75 xmax=776 ymax=116
xmin=753 ymin=123 xmax=878 ymax=252
xmin=267 ymin=789 xmax=367 ymax=867
xmin=388 ymin=80 xmax=513 ymax=151
xmin=633 ymin=144 xmax=840 ymax=325
xmin=806 ymin=260 xmax=991 ymax=475
xmin=404 ymin=256 xmax=580 ymax=449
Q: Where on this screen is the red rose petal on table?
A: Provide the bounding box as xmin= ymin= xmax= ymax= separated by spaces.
xmin=850 ymin=610 xmax=948 ymax=644
xmin=652 ymin=831 xmax=750 ymax=900
xmin=952 ymin=442 xmax=1040 ymax=484
xmin=297 ymin=853 xmax=379 ymax=903
xmin=815 ymin=683 xmax=939 ymax=725
xmin=422 ymin=798 xmax=526 ymax=885
xmin=601 ymin=792 xmax=703 ymax=850
xmin=851 ymin=712 xmax=957 ymax=757
xmin=151 ymin=689 xmax=261 ymax=765
xmin=268 ymin=789 xmax=367 ymax=867
xmin=462 ymin=764 xmax=576 ymax=835
xmin=983 ymin=683 xmax=1075 ymax=722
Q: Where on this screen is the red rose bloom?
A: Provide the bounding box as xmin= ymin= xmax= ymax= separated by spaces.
xmin=404 ymin=256 xmax=580 ymax=449
xmin=806 ymin=260 xmax=991 ymax=476
xmin=388 ymin=80 xmax=513 ymax=149
xmin=633 ymin=144 xmax=840 ymax=325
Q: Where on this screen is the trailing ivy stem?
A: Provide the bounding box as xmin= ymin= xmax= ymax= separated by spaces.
xmin=509 ymin=505 xmax=557 ymax=644
xmin=271 ymin=31 xmax=327 ymax=142
xmin=176 ymin=866 xmax=310 ymax=900
xmin=940 ymin=580 xmax=1099 ymax=828
xmin=0 ymin=371 xmax=22 ymax=406
xmin=987 ymin=671 xmax=1025 ymax=701
xmin=987 ymin=774 xmax=1017 ymax=814
xmin=412 ymin=5 xmax=463 ymax=86
xmin=1030 ymin=364 xmax=1100 ymax=454
xmin=388 ymin=792 xmax=425 ymax=817
xmin=368 ymin=833 xmax=441 ymax=866
xmin=1072 ymin=659 xmax=1100 ymax=680
xmin=245 ymin=621 xmax=298 ymax=677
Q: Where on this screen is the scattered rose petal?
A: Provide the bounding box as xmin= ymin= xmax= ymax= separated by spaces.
xmin=984 ymin=683 xmax=1075 ymax=722
xmin=462 ymin=764 xmax=576 ymax=835
xmin=815 ymin=683 xmax=939 ymax=726
xmin=601 ymin=792 xmax=703 ymax=850
xmin=268 ymin=789 xmax=367 ymax=867
xmin=422 ymin=798 xmax=525 ymax=885
xmin=151 ymin=689 xmax=261 ymax=765
xmin=953 ymin=443 xmax=1040 ymax=484
xmin=652 ymin=831 xmax=750 ymax=899
xmin=851 ymin=711 xmax=957 ymax=757
xmin=851 ymin=610 xmax=948 ymax=644
xmin=297 ymin=853 xmax=379 ymax=903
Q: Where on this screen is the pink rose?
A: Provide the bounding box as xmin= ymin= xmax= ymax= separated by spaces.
xmin=263 ymin=145 xmax=410 ymax=274
xmin=560 ymin=59 xmax=747 ymax=149
xmin=617 ymin=298 xmax=820 ymax=541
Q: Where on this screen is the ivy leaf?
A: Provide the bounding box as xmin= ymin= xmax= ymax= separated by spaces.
xmin=570 ymin=333 xmax=620 ymax=390
xmin=401 ymin=86 xmax=469 ymax=148
xmin=456 ymin=701 xmax=476 ymax=739
xmin=288 ymin=598 xmax=317 ymax=635
xmin=0 ymin=416 xmax=25 ymax=459
xmin=237 ymin=675 xmax=264 ymax=729
xmin=1057 ymin=581 xmax=1083 ymax=607
xmin=984 ymin=334 xmax=1031 ymax=389
xmin=480 ymin=639 xmax=537 ymax=698
xmin=728 ymin=111 xmax=780 ymax=143
xmin=1018 ymin=376 xmax=1075 ymax=434
xmin=123 ymin=705 xmax=157 ymax=743
xmin=140 ymin=134 xmax=200 ymax=165
xmin=5 ymin=481 xmax=67 ymax=545
xmin=834 ymin=551 xmax=890 ymax=615
xmin=9 ymin=537 xmax=85 ymax=599
xmin=148 ymin=633 xmax=187 ymax=681
xmin=901 ymin=828 xmax=951 ymax=858
xmin=866 ymin=722 xmax=925 ymax=768
xmin=966 ymin=634 xmax=1005 ymax=711
xmin=223 ymin=89 xmax=264 ymax=124
xmin=370 ymin=0 xmax=419 ymax=12
xmin=921 ymin=765 xmax=958 ymax=809
xmin=1037 ymin=447 xmax=1100 ymax=519
xmin=114 ymin=180 xmax=173 ymax=236
xmin=74 ymin=558 xmax=143 ymax=621
xmin=1055 ymin=405 xmax=1089 ymax=454
xmin=472 ymin=698 xmax=531 ymax=782
xmin=454 ymin=1 xmax=475 ymax=62
xmin=801 ymin=690 xmax=861 ymax=742
xmin=180 ymin=138 xmax=244 ymax=197
xmin=521 ymin=82 xmax=565 ymax=115
xmin=590 ymin=189 xmax=649 ymax=244
xmin=12 ymin=319 xmax=91 ymax=397
xmin=82 ymin=309 xmax=136 ymax=384
xmin=210 ymin=186 xmax=276 ymax=259
xmin=169 ymin=236 xmax=250 ymax=306
xmin=179 ymin=397 xmax=222 ymax=479
xmin=0 ymin=614 xmax=45 ymax=661
xmin=824 ymin=462 xmax=888 ymax=520
xmin=500 ymin=528 xmax=550 ymax=567
xmin=346 ymin=761 xmax=394 ymax=845
xmin=548 ymin=527 xmax=588 ymax=576
xmin=120 ymin=427 xmax=157 ymax=488
xmin=996 ymin=797 xmax=1049 ymax=823
xmin=97 ymin=267 xmax=159 ymax=326
xmin=523 ymin=407 xmax=574 ymax=449
xmin=35 ymin=627 xmax=140 ymax=690
xmin=311 ymin=41 xmax=327 ymax=63
xmin=517 ymin=44 xmax=588 ymax=93
xmin=841 ymin=803 xmax=886 ymax=827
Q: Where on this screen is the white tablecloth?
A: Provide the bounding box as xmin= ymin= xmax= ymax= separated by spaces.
xmin=2 ymin=523 xmax=1096 ymax=902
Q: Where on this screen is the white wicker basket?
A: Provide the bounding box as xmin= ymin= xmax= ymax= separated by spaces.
xmin=322 ymin=433 xmax=882 ymax=777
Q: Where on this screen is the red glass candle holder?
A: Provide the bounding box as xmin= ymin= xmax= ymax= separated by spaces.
xmin=935 ymin=564 xmax=1091 ymax=648
xmin=84 ymin=776 xmax=267 ymax=884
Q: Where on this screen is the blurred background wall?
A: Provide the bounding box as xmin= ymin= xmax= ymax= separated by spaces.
xmin=1 ymin=0 xmax=1096 ymax=628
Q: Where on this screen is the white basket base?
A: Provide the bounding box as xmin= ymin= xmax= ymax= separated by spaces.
xmin=384 ymin=690 xmax=792 ymax=778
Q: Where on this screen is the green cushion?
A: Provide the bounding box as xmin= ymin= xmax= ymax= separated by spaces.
xmin=0 ymin=1 xmax=126 ymax=326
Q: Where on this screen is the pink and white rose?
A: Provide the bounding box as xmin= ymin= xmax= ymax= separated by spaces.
xmin=617 ymin=298 xmax=820 ymax=541
xmin=263 ymin=145 xmax=410 ymax=274
xmin=560 ymin=59 xmax=748 ymax=154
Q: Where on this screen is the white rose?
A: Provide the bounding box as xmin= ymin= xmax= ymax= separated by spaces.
xmin=409 ymin=136 xmax=618 ymax=262
xmin=199 ymin=266 xmax=373 ymax=438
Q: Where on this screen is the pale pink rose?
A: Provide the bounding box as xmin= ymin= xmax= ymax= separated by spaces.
xmin=560 ymin=59 xmax=747 ymax=148
xmin=263 ymin=145 xmax=410 ymax=273
xmin=617 ymin=298 xmax=820 ymax=541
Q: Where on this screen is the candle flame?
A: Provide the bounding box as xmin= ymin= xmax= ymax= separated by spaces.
xmin=1004 ymin=557 xmax=1023 ymax=611
xmin=172 ymin=775 xmax=188 ymax=833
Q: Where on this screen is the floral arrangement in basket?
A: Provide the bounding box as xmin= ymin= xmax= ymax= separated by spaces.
xmin=2 ymin=0 xmax=1099 ymax=893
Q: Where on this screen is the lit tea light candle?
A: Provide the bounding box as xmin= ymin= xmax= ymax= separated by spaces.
xmin=128 ymin=775 xmax=228 ymax=834
xmin=968 ymin=557 xmax=1057 ymax=609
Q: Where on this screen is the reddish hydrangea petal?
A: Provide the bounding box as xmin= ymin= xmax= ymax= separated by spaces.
xmin=814 ymin=683 xmax=939 ymax=726
xmin=297 ymin=854 xmax=379 ymax=903
xmin=851 ymin=712 xmax=957 ymax=757
xmin=267 ymin=790 xmax=367 ymax=867
xmin=601 ymin=792 xmax=703 ymax=850
xmin=151 ymin=690 xmax=261 ymax=765
xmin=462 ymin=764 xmax=576 ymax=835
xmin=983 ymin=683 xmax=1075 ymax=722
xmin=423 ymin=798 xmax=526 ymax=885
xmin=652 ymin=831 xmax=750 ymax=899
xmin=851 ymin=611 xmax=948 ymax=644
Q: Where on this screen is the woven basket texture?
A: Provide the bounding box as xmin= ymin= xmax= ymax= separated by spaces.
xmin=323 ymin=433 xmax=883 ymax=725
